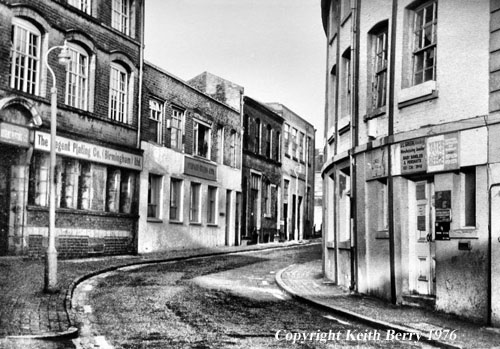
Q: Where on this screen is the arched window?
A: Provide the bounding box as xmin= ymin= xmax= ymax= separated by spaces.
xmin=109 ymin=62 xmax=129 ymax=123
xmin=10 ymin=18 xmax=41 ymax=95
xmin=65 ymin=43 xmax=89 ymax=110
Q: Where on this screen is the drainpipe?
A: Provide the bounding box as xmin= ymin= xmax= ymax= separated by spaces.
xmin=136 ymin=0 xmax=145 ymax=149
xmin=349 ymin=0 xmax=360 ymax=292
xmin=387 ymin=0 xmax=398 ymax=304
xmin=333 ymin=0 xmax=341 ymax=286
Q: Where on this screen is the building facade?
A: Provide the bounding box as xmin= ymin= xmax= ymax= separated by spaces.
xmin=138 ymin=63 xmax=243 ymax=253
xmin=0 ymin=0 xmax=144 ymax=258
xmin=268 ymin=103 xmax=315 ymax=241
xmin=241 ymin=96 xmax=283 ymax=243
xmin=320 ymin=0 xmax=500 ymax=325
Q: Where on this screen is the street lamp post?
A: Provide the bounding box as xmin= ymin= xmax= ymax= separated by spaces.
xmin=44 ymin=42 xmax=70 ymax=293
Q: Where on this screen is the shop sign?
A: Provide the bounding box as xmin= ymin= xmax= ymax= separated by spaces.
xmin=0 ymin=122 xmax=29 ymax=147
xmin=401 ymin=138 xmax=426 ymax=174
xmin=34 ymin=131 xmax=143 ymax=170
xmin=427 ymin=133 xmax=459 ymax=173
xmin=366 ymin=147 xmax=387 ymax=180
xmin=184 ymin=156 xmax=217 ymax=181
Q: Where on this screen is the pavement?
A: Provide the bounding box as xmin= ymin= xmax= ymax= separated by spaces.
xmin=275 ymin=260 xmax=500 ymax=349
xmin=2 ymin=239 xmax=500 ymax=349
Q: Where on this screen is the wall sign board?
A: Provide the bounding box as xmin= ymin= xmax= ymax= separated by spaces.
xmin=401 ymin=138 xmax=426 ymax=174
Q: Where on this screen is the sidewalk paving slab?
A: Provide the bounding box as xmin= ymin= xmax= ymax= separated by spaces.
xmin=0 ymin=239 xmax=317 ymax=341
xmin=275 ymin=260 xmax=500 ymax=349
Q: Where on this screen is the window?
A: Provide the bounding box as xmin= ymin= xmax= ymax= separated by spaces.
xmin=255 ymin=119 xmax=261 ymax=154
xmin=371 ymin=27 xmax=388 ymax=110
xmin=284 ymin=124 xmax=290 ymax=156
xmin=148 ymin=174 xmax=162 ymax=218
xmin=190 ymin=182 xmax=201 ymax=223
xmin=207 ymin=186 xmax=218 ymax=224
xmin=193 ymin=120 xmax=210 ymax=159
xmin=68 ymin=0 xmax=91 ymax=14
xmin=341 ymin=49 xmax=351 ymax=117
xmin=65 ymin=44 xmax=89 ymax=110
xmin=216 ymin=126 xmax=224 ymax=163
xmin=169 ymin=178 xmax=182 ymax=221
xmin=276 ymin=131 xmax=281 ymax=161
xmin=230 ymin=130 xmax=237 ymax=167
xmin=263 ymin=182 xmax=272 ymax=216
xmin=462 ymin=168 xmax=476 ymax=227
xmin=341 ymin=0 xmax=351 ymax=20
xmin=10 ymin=18 xmax=41 ymax=95
xmin=291 ymin=128 xmax=298 ymax=158
xmin=112 ymin=0 xmax=130 ymax=35
xmin=338 ymin=172 xmax=351 ymax=241
xmin=149 ymin=100 xmax=163 ymax=144
xmin=29 ymin=153 xmax=137 ymax=214
xmin=412 ymin=1 xmax=437 ymax=85
xmin=284 ymin=179 xmax=290 ymax=203
xmin=266 ymin=125 xmax=272 ymax=159
xmin=298 ymin=132 xmax=304 ymax=161
xmin=170 ymin=107 xmax=184 ymax=151
xmin=109 ymin=63 xmax=128 ymax=123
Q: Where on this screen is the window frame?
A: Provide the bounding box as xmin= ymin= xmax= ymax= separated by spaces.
xmin=108 ymin=63 xmax=129 ymax=123
xmin=149 ymin=99 xmax=163 ymax=144
xmin=68 ymin=0 xmax=92 ymax=15
xmin=111 ymin=0 xmax=130 ymax=35
xmin=65 ymin=43 xmax=89 ymax=110
xmin=170 ymin=106 xmax=184 ymax=151
xmin=370 ymin=25 xmax=388 ymax=111
xmin=169 ymin=177 xmax=183 ymax=221
xmin=207 ymin=185 xmax=218 ymax=225
xmin=147 ymin=173 xmax=162 ymax=219
xmin=189 ymin=182 xmax=202 ymax=223
xmin=193 ymin=119 xmax=211 ymax=159
xmin=10 ymin=18 xmax=41 ymax=95
xmin=411 ymin=0 xmax=438 ymax=86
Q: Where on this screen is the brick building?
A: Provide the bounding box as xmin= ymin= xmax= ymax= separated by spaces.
xmin=267 ymin=103 xmax=315 ymax=241
xmin=138 ymin=63 xmax=243 ymax=252
xmin=241 ymin=96 xmax=283 ymax=243
xmin=0 ymin=0 xmax=144 ymax=257
xmin=320 ymin=0 xmax=500 ymax=326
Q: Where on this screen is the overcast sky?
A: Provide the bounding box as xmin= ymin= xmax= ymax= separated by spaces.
xmin=144 ymin=0 xmax=326 ymax=148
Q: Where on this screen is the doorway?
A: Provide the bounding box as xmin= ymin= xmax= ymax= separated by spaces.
xmin=0 ymin=146 xmax=16 ymax=255
xmin=225 ymin=190 xmax=231 ymax=246
xmin=410 ymin=180 xmax=436 ymax=296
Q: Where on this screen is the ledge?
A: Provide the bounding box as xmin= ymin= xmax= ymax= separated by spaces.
xmin=147 ymin=218 xmax=163 ymax=223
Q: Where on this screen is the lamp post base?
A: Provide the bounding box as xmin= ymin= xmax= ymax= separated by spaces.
xmin=44 ymin=249 xmax=59 ymax=293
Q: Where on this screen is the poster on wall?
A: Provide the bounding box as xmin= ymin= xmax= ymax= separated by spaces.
xmin=427 ymin=133 xmax=459 ymax=173
xmin=400 ymin=138 xmax=426 ymax=174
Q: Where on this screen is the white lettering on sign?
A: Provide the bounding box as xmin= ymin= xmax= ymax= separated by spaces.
xmin=34 ymin=131 xmax=142 ymax=170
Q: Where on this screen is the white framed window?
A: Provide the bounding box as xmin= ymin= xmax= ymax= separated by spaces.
xmin=169 ymin=178 xmax=183 ymax=221
xmin=412 ymin=1 xmax=437 ymax=85
xmin=284 ymin=124 xmax=290 ymax=156
xmin=189 ymin=182 xmax=201 ymax=223
xmin=255 ymin=119 xmax=261 ymax=154
xmin=65 ymin=43 xmax=89 ymax=110
xmin=148 ymin=174 xmax=162 ymax=219
xmin=170 ymin=107 xmax=184 ymax=151
xmin=371 ymin=27 xmax=388 ymax=110
xmin=111 ymin=0 xmax=130 ymax=35
xmin=283 ymin=179 xmax=290 ymax=203
xmin=341 ymin=49 xmax=351 ymax=117
xmin=109 ymin=63 xmax=128 ymax=123
xmin=298 ymin=132 xmax=304 ymax=161
xmin=10 ymin=18 xmax=41 ymax=95
xmin=264 ymin=182 xmax=272 ymax=216
xmin=291 ymin=128 xmax=298 ymax=158
xmin=207 ymin=186 xmax=218 ymax=224
xmin=276 ymin=131 xmax=281 ymax=160
xmin=149 ymin=99 xmax=163 ymax=144
xmin=216 ymin=126 xmax=224 ymax=163
xmin=68 ymin=0 xmax=92 ymax=14
xmin=193 ymin=120 xmax=211 ymax=159
xmin=230 ymin=130 xmax=237 ymax=167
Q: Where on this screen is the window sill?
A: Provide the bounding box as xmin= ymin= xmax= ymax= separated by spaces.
xmin=169 ymin=220 xmax=183 ymax=225
xmin=337 ymin=240 xmax=351 ymax=250
xmin=147 ymin=218 xmax=163 ymax=223
xmin=338 ymin=122 xmax=350 ymax=135
xmin=398 ymin=81 xmax=438 ymax=108
xmin=326 ymin=241 xmax=335 ymax=249
xmin=189 ymin=222 xmax=202 ymax=226
xmin=375 ymin=230 xmax=389 ymax=239
xmin=341 ymin=11 xmax=352 ymax=27
xmin=364 ymin=106 xmax=386 ymax=121
xmin=27 ymin=205 xmax=138 ymax=218
xmin=206 ymin=223 xmax=218 ymax=227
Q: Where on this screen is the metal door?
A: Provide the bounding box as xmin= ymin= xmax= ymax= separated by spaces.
xmin=413 ymin=180 xmax=436 ymax=296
